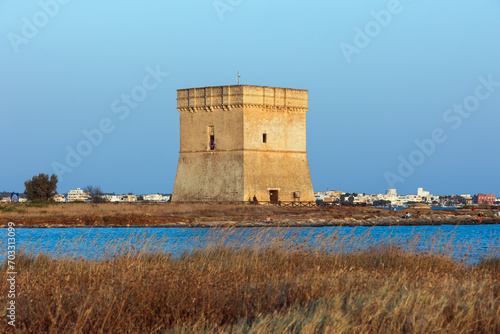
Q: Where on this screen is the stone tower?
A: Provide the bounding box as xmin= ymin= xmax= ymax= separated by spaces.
xmin=172 ymin=85 xmax=314 ymax=203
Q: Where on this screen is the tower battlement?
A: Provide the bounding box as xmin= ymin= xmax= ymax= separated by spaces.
xmin=177 ymin=85 xmax=308 ymax=112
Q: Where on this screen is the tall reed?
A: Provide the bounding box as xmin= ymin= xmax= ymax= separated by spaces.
xmin=1 ymin=228 xmax=499 ymax=333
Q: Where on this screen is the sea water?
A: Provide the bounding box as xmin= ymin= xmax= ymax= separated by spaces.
xmin=0 ymin=225 xmax=499 ymax=264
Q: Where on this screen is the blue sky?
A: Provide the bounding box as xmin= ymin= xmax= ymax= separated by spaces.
xmin=1 ymin=0 xmax=499 ymax=196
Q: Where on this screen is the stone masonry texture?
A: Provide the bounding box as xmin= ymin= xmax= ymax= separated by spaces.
xmin=172 ymin=85 xmax=315 ymax=202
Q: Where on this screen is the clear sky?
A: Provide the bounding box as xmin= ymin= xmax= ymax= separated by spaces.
xmin=1 ymin=0 xmax=499 ymax=196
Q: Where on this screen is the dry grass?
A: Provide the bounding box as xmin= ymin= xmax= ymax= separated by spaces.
xmin=1 ymin=229 xmax=499 ymax=333
xmin=0 ymin=202 xmax=403 ymax=226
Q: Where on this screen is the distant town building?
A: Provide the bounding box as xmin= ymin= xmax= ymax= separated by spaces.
xmin=54 ymin=194 xmax=66 ymax=202
xmin=322 ymin=197 xmax=336 ymax=203
xmin=459 ymin=195 xmax=473 ymax=205
xmin=121 ymin=195 xmax=137 ymax=202
xmin=143 ymin=194 xmax=171 ymax=202
xmin=417 ymin=188 xmax=430 ymax=197
xmin=353 ymin=194 xmax=372 ymax=204
xmin=474 ymin=194 xmax=496 ymax=205
xmin=314 ymin=191 xmax=342 ymax=203
xmin=143 ymin=194 xmax=163 ymax=202
xmin=386 ymin=189 xmax=397 ymax=196
xmin=67 ymin=188 xmax=89 ymax=202
xmin=105 ymin=195 xmax=122 ymax=202
xmin=102 ymin=194 xmax=171 ymax=203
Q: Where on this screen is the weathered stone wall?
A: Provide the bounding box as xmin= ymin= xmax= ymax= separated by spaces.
xmin=172 ymin=151 xmax=244 ymax=202
xmin=178 ymin=107 xmax=244 ymax=152
xmin=243 ymin=106 xmax=306 ymax=152
xmin=243 ymin=151 xmax=315 ymax=202
xmin=172 ymin=85 xmax=314 ymax=203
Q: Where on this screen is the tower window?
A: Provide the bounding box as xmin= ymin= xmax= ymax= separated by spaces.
xmin=208 ymin=126 xmax=215 ymax=150
xmin=263 ymin=133 xmax=267 ymax=143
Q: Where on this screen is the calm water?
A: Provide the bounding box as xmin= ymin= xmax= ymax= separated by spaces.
xmin=1 ymin=225 xmax=499 ymax=264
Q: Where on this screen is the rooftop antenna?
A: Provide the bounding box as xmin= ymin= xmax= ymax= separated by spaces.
xmin=237 ymin=71 xmax=241 ymax=85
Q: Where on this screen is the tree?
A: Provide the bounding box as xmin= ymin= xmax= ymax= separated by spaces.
xmin=373 ymin=200 xmax=391 ymax=206
xmin=24 ymin=173 xmax=58 ymax=201
xmin=84 ymin=185 xmax=105 ymax=203
xmin=340 ymin=193 xmax=349 ymax=202
xmin=137 ymin=195 xmax=144 ymax=201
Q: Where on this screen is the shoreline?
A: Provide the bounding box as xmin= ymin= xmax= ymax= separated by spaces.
xmin=1 ymin=216 xmax=498 ymax=228
xmin=1 ymin=202 xmax=498 ymax=228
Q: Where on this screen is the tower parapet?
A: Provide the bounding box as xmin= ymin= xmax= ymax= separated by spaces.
xmin=177 ymin=85 xmax=308 ymax=112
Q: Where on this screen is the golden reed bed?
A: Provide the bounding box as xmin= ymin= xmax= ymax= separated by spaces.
xmin=1 ymin=228 xmax=499 ymax=333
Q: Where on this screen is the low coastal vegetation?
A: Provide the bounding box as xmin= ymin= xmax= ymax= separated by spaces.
xmin=1 ymin=229 xmax=499 ymax=333
xmin=0 ymin=202 xmax=397 ymax=227
xmin=1 ymin=202 xmax=497 ymax=227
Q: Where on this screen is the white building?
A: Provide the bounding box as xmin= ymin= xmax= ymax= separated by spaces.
xmin=382 ymin=189 xmax=400 ymax=205
xmin=354 ymin=194 xmax=372 ymax=204
xmin=67 ymin=188 xmax=89 ymax=202
xmin=105 ymin=195 xmax=123 ymax=202
xmin=386 ymin=189 xmax=397 ymax=196
xmin=143 ymin=194 xmax=163 ymax=202
xmin=121 ymin=195 xmax=137 ymax=202
xmin=54 ymin=194 xmax=66 ymax=202
xmin=314 ymin=193 xmax=328 ymax=201
xmin=417 ymin=188 xmax=430 ymax=197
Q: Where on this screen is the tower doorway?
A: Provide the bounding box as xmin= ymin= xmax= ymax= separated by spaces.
xmin=269 ymin=190 xmax=279 ymax=204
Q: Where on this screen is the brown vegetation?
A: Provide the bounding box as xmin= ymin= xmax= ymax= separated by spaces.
xmin=1 ymin=202 xmax=493 ymax=228
xmin=0 ymin=202 xmax=395 ymax=227
xmin=1 ymin=229 xmax=499 ymax=333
